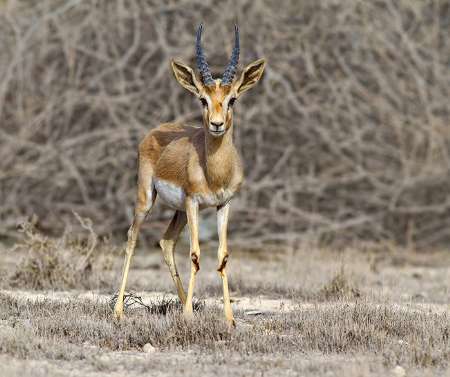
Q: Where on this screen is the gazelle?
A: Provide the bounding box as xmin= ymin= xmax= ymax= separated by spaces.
xmin=113 ymin=24 xmax=265 ymax=326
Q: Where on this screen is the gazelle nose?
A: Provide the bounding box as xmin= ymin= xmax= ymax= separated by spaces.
xmin=211 ymin=121 xmax=224 ymax=129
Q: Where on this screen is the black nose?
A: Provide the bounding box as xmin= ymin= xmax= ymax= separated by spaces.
xmin=211 ymin=121 xmax=224 ymax=129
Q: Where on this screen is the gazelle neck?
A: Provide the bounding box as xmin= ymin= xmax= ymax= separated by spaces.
xmin=205 ymin=123 xmax=234 ymax=153
xmin=204 ymin=123 xmax=235 ymax=187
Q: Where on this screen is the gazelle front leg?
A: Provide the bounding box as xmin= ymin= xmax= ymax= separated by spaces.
xmin=184 ymin=197 xmax=200 ymax=319
xmin=217 ymin=202 xmax=235 ymax=327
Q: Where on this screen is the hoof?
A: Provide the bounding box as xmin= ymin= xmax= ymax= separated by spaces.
xmin=113 ymin=304 xmax=124 ymax=320
xmin=183 ymin=307 xmax=194 ymax=321
xmin=226 ymin=317 xmax=236 ymax=328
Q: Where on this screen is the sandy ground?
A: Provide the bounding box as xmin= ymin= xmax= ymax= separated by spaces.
xmin=1 ymin=241 xmax=450 ymax=376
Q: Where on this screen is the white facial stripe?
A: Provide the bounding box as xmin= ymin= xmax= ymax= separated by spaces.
xmin=222 ymin=94 xmax=236 ymax=117
xmin=201 ymin=93 xmax=213 ymax=110
xmin=223 ymin=94 xmax=234 ymax=108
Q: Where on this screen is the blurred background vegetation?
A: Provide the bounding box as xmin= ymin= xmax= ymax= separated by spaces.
xmin=0 ymin=0 xmax=449 ymax=250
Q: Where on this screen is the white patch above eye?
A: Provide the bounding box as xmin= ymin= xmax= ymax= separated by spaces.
xmin=224 ymin=93 xmax=236 ymax=106
xmin=200 ymin=94 xmax=213 ymax=110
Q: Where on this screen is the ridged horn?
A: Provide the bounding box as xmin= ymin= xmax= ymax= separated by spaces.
xmin=195 ymin=24 xmax=214 ymax=86
xmin=221 ymin=25 xmax=240 ymax=85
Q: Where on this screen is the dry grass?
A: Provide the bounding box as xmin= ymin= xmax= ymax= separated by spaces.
xmin=318 ymin=266 xmax=361 ymax=300
xmin=0 ymin=293 xmax=448 ymax=371
xmin=0 ymin=223 xmax=363 ymax=302
xmin=4 ymin=216 xmax=119 ymax=290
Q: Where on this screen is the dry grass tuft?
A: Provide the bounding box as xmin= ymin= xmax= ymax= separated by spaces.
xmin=5 ymin=215 xmax=118 ymax=290
xmin=317 ymin=266 xmax=361 ymax=300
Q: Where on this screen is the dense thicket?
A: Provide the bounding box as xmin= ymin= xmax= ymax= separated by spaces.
xmin=1 ymin=0 xmax=449 ymax=248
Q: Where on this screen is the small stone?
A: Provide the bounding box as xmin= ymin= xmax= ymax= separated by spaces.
xmin=392 ymin=365 xmax=405 ymax=377
xmin=143 ymin=343 xmax=157 ymax=353
xmin=245 ymin=310 xmax=264 ymax=316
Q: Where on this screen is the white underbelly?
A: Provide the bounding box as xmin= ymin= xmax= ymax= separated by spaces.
xmin=154 ymin=178 xmax=186 ymax=210
xmin=154 ymin=179 xmax=235 ymax=210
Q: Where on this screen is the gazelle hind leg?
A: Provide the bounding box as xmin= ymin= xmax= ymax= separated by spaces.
xmin=114 ymin=164 xmax=156 ymax=319
xmin=160 ymin=211 xmax=188 ymax=304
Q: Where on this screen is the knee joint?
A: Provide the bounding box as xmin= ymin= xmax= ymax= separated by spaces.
xmin=159 ymin=239 xmax=171 ymax=255
xmin=160 ymin=240 xmax=175 ymax=264
xmin=217 ymin=254 xmax=228 ymax=274
xmin=124 ymin=246 xmax=134 ymax=257
xmin=127 ymin=226 xmax=134 ymax=239
xmin=191 ymin=251 xmax=200 ymax=273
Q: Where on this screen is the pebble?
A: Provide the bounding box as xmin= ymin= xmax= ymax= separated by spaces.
xmin=392 ymin=365 xmax=405 ymax=377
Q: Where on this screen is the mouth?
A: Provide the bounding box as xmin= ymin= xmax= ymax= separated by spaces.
xmin=209 ymin=128 xmax=225 ymax=137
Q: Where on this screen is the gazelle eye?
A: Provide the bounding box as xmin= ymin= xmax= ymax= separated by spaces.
xmin=200 ymin=98 xmax=208 ymax=107
xmin=228 ymin=97 xmax=236 ymax=109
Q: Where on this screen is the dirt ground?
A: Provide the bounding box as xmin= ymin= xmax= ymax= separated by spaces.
xmin=0 ymin=239 xmax=449 ymax=376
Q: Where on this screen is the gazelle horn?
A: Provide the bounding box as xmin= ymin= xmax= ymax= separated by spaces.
xmin=195 ymin=24 xmax=214 ymax=86
xmin=221 ymin=25 xmax=240 ymax=86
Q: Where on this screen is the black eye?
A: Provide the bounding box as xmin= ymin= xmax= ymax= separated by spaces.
xmin=200 ymin=98 xmax=208 ymax=107
xmin=228 ymin=98 xmax=236 ymax=109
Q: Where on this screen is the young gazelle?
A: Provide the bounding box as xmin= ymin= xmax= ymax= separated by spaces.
xmin=113 ymin=24 xmax=265 ymax=326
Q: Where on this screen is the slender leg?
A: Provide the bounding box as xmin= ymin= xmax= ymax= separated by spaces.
xmin=114 ymin=171 xmax=156 ymax=319
xmin=217 ymin=203 xmax=235 ymax=327
xmin=184 ymin=197 xmax=200 ymax=318
xmin=160 ymin=210 xmax=188 ymax=304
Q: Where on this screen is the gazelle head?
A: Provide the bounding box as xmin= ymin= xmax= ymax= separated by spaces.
xmin=171 ymin=24 xmax=266 ymax=138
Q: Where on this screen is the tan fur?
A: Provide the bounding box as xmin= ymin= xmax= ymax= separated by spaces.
xmin=139 ymin=121 xmax=242 ymax=198
xmin=114 ymin=57 xmax=266 ymax=326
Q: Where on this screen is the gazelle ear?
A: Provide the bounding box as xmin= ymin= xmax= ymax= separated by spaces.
xmin=234 ymin=58 xmax=266 ymax=97
xmin=171 ymin=60 xmax=203 ymax=96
